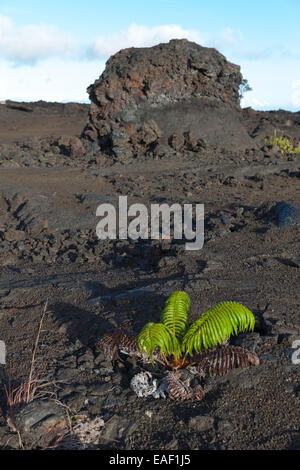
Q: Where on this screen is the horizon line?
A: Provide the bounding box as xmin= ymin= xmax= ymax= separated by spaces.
xmin=0 ymin=99 xmax=299 ymax=113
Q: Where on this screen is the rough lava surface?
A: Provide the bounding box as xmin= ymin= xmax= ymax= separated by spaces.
xmin=0 ymin=39 xmax=299 ymax=450
xmin=82 ymin=39 xmax=256 ymax=156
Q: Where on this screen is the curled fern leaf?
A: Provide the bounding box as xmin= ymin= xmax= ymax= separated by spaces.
xmin=137 ymin=322 xmax=180 ymax=364
xmin=160 ymin=291 xmax=190 ymax=343
xmin=194 ymin=345 xmax=260 ymax=377
xmin=165 ymin=370 xmax=205 ymax=401
xmin=182 ymin=301 xmax=255 ymax=355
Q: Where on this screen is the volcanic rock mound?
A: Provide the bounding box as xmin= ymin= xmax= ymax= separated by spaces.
xmin=82 ymin=39 xmax=256 ymax=158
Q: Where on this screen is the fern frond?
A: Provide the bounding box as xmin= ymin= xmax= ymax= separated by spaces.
xmin=137 ymin=322 xmax=180 ymax=364
xmin=194 ymin=345 xmax=260 ymax=377
xmin=182 ymin=301 xmax=255 ymax=355
xmin=160 ymin=291 xmax=190 ymax=343
xmin=98 ymin=329 xmax=138 ymax=360
xmin=165 ymin=370 xmax=205 ymax=402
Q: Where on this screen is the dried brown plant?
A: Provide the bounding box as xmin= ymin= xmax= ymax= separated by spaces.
xmin=99 ymin=328 xmax=260 ymax=402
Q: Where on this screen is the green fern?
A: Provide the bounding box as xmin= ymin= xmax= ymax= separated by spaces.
xmin=137 ymin=322 xmax=180 ymax=365
xmin=182 ymin=301 xmax=255 ymax=355
xmin=137 ymin=292 xmax=256 ymax=368
xmin=160 ymin=291 xmax=190 ymax=343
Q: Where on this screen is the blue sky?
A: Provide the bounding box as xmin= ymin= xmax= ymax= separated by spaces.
xmin=0 ymin=0 xmax=300 ymax=110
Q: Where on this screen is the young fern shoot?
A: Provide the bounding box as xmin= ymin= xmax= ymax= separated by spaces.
xmin=137 ymin=292 xmax=255 ymax=369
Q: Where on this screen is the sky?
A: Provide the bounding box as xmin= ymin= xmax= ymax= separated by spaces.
xmin=0 ymin=0 xmax=300 ymax=111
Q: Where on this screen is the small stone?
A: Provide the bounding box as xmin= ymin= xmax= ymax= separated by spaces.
xmin=55 ymin=367 xmax=78 ymax=381
xmin=273 ymin=201 xmax=300 ymax=227
xmin=100 ymin=415 xmax=134 ymax=442
xmin=57 ymin=135 xmax=71 ymax=150
xmin=165 ymin=438 xmax=179 ymax=450
xmin=70 ymin=137 xmax=86 ymax=158
xmin=158 ymin=256 xmax=176 ymax=268
xmin=217 ymin=420 xmax=234 ymax=433
xmin=153 ymin=144 xmax=174 ymax=158
xmin=189 ymin=415 xmax=215 ymax=432
xmin=0 ymin=289 xmax=10 ymax=297
xmin=15 ymin=399 xmax=68 ymax=448
xmin=168 ymin=133 xmax=185 ymax=151
xmin=5 ymin=229 xmax=26 ymax=241
xmin=284 ymin=382 xmax=298 ymax=394
xmin=231 ymin=332 xmax=261 ymax=352
xmin=87 ymin=382 xmax=113 ymax=397
xmin=77 ymin=350 xmax=94 ymax=369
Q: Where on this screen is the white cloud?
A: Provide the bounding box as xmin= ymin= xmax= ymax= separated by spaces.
xmin=0 ymin=14 xmax=79 ymax=63
xmin=0 ymin=58 xmax=105 ymax=102
xmin=91 ymin=23 xmax=251 ymax=60
xmin=241 ymin=92 xmax=271 ymax=110
xmin=91 ymin=23 xmax=207 ymax=58
xmin=249 ymin=97 xmax=270 ymax=107
xmin=0 ymin=15 xmax=298 ymax=110
xmin=0 ymin=14 xmax=12 ymax=39
xmin=0 ymin=15 xmax=275 ymax=66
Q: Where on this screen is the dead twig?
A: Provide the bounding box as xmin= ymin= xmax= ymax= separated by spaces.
xmin=4 ymin=299 xmax=56 ymax=441
xmin=27 ymin=299 xmax=49 ymax=402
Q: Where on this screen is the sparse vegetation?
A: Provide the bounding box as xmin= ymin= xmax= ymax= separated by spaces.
xmin=239 ymin=78 xmax=252 ymax=99
xmin=265 ymin=129 xmax=300 ymax=155
xmin=4 ymin=374 xmax=56 ymax=433
xmin=137 ymin=291 xmax=255 ymax=369
xmin=99 ymin=292 xmax=259 ymax=402
xmin=3 ymin=300 xmax=57 ymax=444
